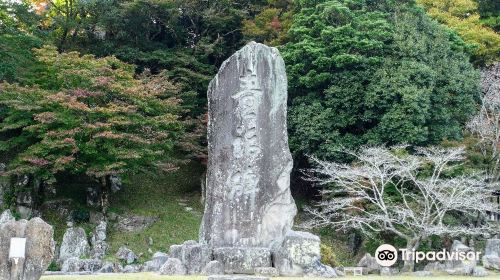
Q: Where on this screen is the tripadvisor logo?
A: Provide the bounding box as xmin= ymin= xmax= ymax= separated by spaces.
xmin=374 ymin=244 xmax=482 ymax=267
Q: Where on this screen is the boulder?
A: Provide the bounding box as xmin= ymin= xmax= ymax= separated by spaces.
xmin=303 ymin=260 xmax=337 ymax=278
xmin=414 ymin=270 xmax=433 ymax=276
xmin=98 ymin=261 xmax=119 ymax=273
xmin=482 ymin=238 xmax=500 ymax=270
xmin=254 ymin=267 xmax=279 ymax=277
xmin=0 ymin=217 xmax=55 ymax=280
xmin=116 ymin=246 xmax=137 ymax=264
xmin=159 ymin=258 xmax=187 ymax=275
xmin=214 ymin=247 xmax=271 ymax=274
xmin=143 ymin=252 xmax=169 ymax=272
xmin=58 ymin=226 xmax=90 ymax=265
xmin=473 ymin=266 xmax=489 ymax=277
xmin=424 ymin=261 xmax=446 ymax=272
xmin=61 ymin=258 xmax=102 ymax=273
xmin=116 ymin=214 xmax=157 ymax=232
xmin=167 ymin=240 xmax=211 ymax=274
xmin=202 ymin=260 xmax=225 ymax=275
xmin=90 ymin=221 xmax=107 ymax=259
xmin=122 ymin=264 xmax=142 ymax=273
xmin=274 ymin=230 xmax=322 ymax=276
xmin=445 ymin=240 xmax=476 ymax=275
xmin=208 ymin=276 xmax=269 ymax=280
xmin=110 ymin=175 xmax=122 ymax=193
xmin=200 ymin=42 xmax=297 ymax=249
xmin=0 ymin=209 xmax=14 ymax=225
xmin=380 ymin=267 xmax=400 ymax=276
xmin=357 ymin=253 xmax=381 ymax=274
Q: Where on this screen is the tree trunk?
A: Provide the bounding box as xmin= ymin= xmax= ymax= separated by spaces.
xmin=402 ymin=238 xmax=420 ymax=272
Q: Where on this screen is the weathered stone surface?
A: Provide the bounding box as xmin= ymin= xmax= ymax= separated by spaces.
xmin=303 ymin=260 xmax=337 ymax=278
xmin=414 ymin=271 xmax=433 ymax=277
xmin=122 ymin=264 xmax=142 ymax=273
xmin=0 ymin=217 xmax=55 ymax=280
xmin=213 ymin=247 xmax=271 ymax=274
xmin=98 ymin=261 xmax=120 ymax=273
xmin=424 ymin=261 xmax=446 ymax=272
xmin=90 ymin=221 xmax=107 ymax=260
xmin=143 ymin=252 xmax=169 ymax=272
xmin=274 ymin=230 xmax=323 ymax=276
xmin=445 ymin=240 xmax=476 ymax=275
xmin=61 ymin=258 xmax=102 ymax=273
xmin=380 ymin=267 xmax=400 ymax=276
xmin=59 ymin=227 xmax=90 ymax=265
xmin=0 ymin=209 xmax=15 ymax=225
xmin=169 ymin=244 xmax=183 ymax=259
xmin=357 ymin=253 xmax=381 ymax=275
xmin=159 ymin=258 xmax=187 ymax=275
xmin=116 ymin=246 xmax=137 ymax=264
xmin=200 ymin=41 xmax=297 ymax=249
xmin=473 ymin=266 xmax=489 ymax=277
xmin=116 ymin=214 xmax=157 ymax=232
xmin=482 ymin=238 xmax=500 ymax=270
xmin=208 ymin=276 xmax=269 ymax=280
xmin=254 ymin=267 xmax=279 ymax=277
xmin=202 ymin=260 xmax=224 ymax=275
xmin=110 ymin=175 xmax=122 ymax=193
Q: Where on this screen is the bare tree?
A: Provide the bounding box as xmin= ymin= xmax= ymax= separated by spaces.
xmin=303 ymin=146 xmax=498 ymax=271
xmin=467 ymin=62 xmax=500 ymax=180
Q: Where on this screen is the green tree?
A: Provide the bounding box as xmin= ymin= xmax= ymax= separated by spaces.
xmin=282 ymin=0 xmax=480 ymax=162
xmin=417 ymin=0 xmax=500 ymax=65
xmin=0 ymin=46 xmax=187 ymax=211
xmin=243 ymin=0 xmax=294 ymax=45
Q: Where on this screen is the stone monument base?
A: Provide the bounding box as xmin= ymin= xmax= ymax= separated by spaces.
xmin=213 ymin=247 xmax=271 ymax=274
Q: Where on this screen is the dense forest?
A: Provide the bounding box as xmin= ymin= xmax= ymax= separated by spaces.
xmin=1 ymin=0 xmax=500 ymax=270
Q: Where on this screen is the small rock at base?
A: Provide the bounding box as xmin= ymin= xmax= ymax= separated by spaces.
xmin=208 ymin=276 xmax=269 ymax=280
xmin=414 ymin=271 xmax=433 ymax=277
xmin=202 ymin=260 xmax=224 ymax=275
xmin=472 ymin=267 xmax=489 ymax=277
xmin=254 ymin=267 xmax=279 ymax=277
xmin=159 ymin=258 xmax=187 ymax=275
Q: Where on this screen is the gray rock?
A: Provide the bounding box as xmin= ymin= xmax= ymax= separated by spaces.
xmin=169 ymin=244 xmax=183 ymax=259
xmin=482 ymin=238 xmax=500 ymax=270
xmin=380 ymin=267 xmax=400 ymax=276
xmin=86 ymin=186 xmax=101 ymax=207
xmin=90 ymin=221 xmax=107 ymax=260
xmin=208 ymin=276 xmax=269 ymax=280
xmin=274 ymin=231 xmax=322 ymax=276
xmin=58 ymin=227 xmax=90 ymax=265
xmin=414 ymin=271 xmax=433 ymax=276
xmin=254 ymin=267 xmax=279 ymax=277
xmin=424 ymin=261 xmax=446 ymax=272
xmin=0 ymin=209 xmax=15 ymax=225
xmin=445 ymin=240 xmax=476 ymax=275
xmin=303 ymin=260 xmax=337 ymax=278
xmin=122 ymin=264 xmax=142 ymax=273
xmin=357 ymin=253 xmax=381 ymax=274
xmin=61 ymin=258 xmax=102 ymax=273
xmin=473 ymin=266 xmax=489 ymax=277
xmin=202 ymin=260 xmax=225 ymax=275
xmin=116 ymin=214 xmax=157 ymax=232
xmin=143 ymin=252 xmax=169 ymax=272
xmin=116 ymin=246 xmax=137 ymax=264
xmin=0 ymin=217 xmax=55 ymax=280
xmin=159 ymin=258 xmax=187 ymax=275
xmin=110 ymin=175 xmax=122 ymax=193
xmin=16 ymin=191 xmax=34 ymax=219
xmin=214 ymin=247 xmax=271 ymax=274
xmin=200 ymin=42 xmax=297 ymax=249
xmin=98 ymin=261 xmax=118 ymax=273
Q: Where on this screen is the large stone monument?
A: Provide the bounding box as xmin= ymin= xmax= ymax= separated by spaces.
xmin=195 ymin=42 xmax=336 ymax=277
xmin=0 ymin=211 xmax=55 ymax=280
xmin=200 ymin=41 xmax=297 ymax=249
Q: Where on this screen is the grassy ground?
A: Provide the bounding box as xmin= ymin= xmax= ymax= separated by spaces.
xmin=106 ymin=161 xmax=205 ymax=262
xmin=41 ymin=161 xmax=205 ymax=265
xmin=40 ymin=273 xmax=500 ymax=280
